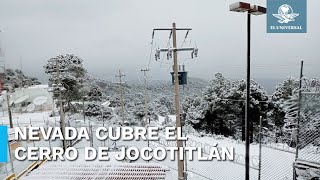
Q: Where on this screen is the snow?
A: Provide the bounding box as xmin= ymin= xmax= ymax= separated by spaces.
xmin=0 ymin=112 xmax=318 ymax=180
xmin=0 ymin=111 xmax=58 ymax=128
xmin=0 ymin=111 xmax=62 ymax=180
xmin=126 ymin=114 xmax=305 ymax=179
xmin=22 ymin=161 xmax=173 ymax=180
xmin=27 ymin=85 xmax=49 ymax=89
xmin=294 ymin=160 xmax=320 ymax=179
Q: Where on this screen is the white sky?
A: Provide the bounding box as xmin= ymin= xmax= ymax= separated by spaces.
xmin=0 ymin=0 xmax=319 ymax=82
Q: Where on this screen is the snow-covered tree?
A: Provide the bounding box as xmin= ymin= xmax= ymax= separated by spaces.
xmin=269 ymin=77 xmax=298 ymax=128
xmin=159 ymin=96 xmax=175 ymax=114
xmin=87 ymin=86 xmax=102 ymax=101
xmin=185 ymin=73 xmax=269 ymax=141
xmin=85 ymin=86 xmax=103 ymax=117
xmin=271 ymin=77 xmax=320 ymax=127
xmin=44 ymin=54 xmax=87 ymax=106
xmin=162 ymin=115 xmax=173 ymax=127
xmin=182 ymin=94 xmax=207 ymax=126
xmin=4 ymin=69 xmax=41 ymax=89
xmin=85 ymin=103 xmax=101 ymax=117
xmin=299 ymin=93 xmax=320 ymax=148
xmin=269 ymin=77 xmax=320 ymax=147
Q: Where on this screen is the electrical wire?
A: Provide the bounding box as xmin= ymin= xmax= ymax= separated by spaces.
xmin=159 ymin=36 xmax=172 ymax=68
xmin=148 ymin=39 xmax=155 ymax=69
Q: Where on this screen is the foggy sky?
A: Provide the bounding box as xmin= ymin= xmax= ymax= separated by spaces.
xmin=0 ymin=0 xmax=319 ymax=83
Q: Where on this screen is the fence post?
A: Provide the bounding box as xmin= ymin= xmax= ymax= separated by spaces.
xmin=67 ymin=117 xmax=71 ymax=147
xmin=52 ymin=99 xmax=56 ymax=126
xmin=30 ymin=119 xmax=35 ymax=147
xmin=103 ymin=115 xmax=106 ymax=147
xmin=82 ymin=97 xmax=85 ymax=123
xmin=90 ymin=124 xmax=93 ymax=148
xmin=47 ymin=119 xmax=52 ymax=150
xmin=293 ymin=163 xmax=296 ymax=180
xmin=4 ymin=162 xmax=8 ymax=176
xmin=184 ymin=131 xmax=188 ymax=180
xmin=8 ymin=141 xmax=15 ymax=177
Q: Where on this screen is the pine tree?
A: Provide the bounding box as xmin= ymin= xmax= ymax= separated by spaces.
xmin=44 ymin=54 xmax=87 ymax=110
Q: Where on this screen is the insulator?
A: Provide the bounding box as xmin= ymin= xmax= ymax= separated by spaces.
xmin=165 ymin=49 xmax=173 ymax=60
xmin=169 ymin=49 xmax=173 ymax=58
xmin=155 ymin=48 xmax=161 ymax=60
xmin=191 ymin=48 xmax=198 ymax=58
xmin=194 ymin=48 xmax=198 ymax=57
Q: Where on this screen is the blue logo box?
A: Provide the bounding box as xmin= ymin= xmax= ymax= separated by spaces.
xmin=0 ymin=126 xmax=8 ymax=163
xmin=267 ymin=0 xmax=307 ymax=33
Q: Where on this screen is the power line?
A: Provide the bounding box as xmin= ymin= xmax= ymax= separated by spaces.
xmin=148 ymin=40 xmax=155 ymax=69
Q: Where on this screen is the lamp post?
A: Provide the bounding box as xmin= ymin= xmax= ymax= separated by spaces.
xmin=229 ymin=2 xmax=266 ymax=180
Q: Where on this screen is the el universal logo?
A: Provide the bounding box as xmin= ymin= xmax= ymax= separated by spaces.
xmin=273 ymin=4 xmax=299 ymax=23
xmin=267 ymin=0 xmax=307 ymax=33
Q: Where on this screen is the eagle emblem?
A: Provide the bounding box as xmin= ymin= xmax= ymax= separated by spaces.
xmin=273 ymin=4 xmax=299 ymax=24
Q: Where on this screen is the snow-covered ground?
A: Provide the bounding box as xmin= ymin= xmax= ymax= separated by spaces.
xmin=0 ymin=112 xmax=319 ymax=180
xmin=0 ymin=111 xmax=62 ymax=180
xmin=0 ymin=111 xmax=59 ymax=128
xmin=148 ymin=115 xmax=302 ymax=179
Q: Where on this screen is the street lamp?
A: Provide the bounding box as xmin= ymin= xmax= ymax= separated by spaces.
xmin=229 ymin=2 xmax=266 ymax=180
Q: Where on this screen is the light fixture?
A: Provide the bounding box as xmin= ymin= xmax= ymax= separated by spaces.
xmin=229 ymin=2 xmax=251 ymax=12
xmin=230 ymin=2 xmax=266 ymax=15
xmin=250 ymin=5 xmax=267 ymax=15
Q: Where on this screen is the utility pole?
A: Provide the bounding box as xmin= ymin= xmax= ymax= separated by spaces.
xmin=1 ymin=30 xmax=13 ymax=126
xmin=56 ymin=61 xmax=67 ymax=150
xmin=141 ymin=68 xmax=150 ymax=158
xmin=0 ymin=29 xmax=8 ymax=119
xmin=152 ymin=23 xmax=198 ymax=180
xmin=115 ymin=70 xmax=126 ymax=125
xmin=6 ymin=92 xmax=13 ymax=128
xmin=82 ymin=96 xmax=86 ymax=123
xmin=172 ymin=23 xmax=184 ymax=179
xmin=295 ymin=61 xmax=304 ymax=160
xmin=20 ymin=56 xmax=23 ymax=73
xmin=0 ymin=29 xmax=5 ymax=78
xmin=172 ymin=23 xmax=184 ymax=180
xmin=141 ymin=68 xmax=150 ymax=126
